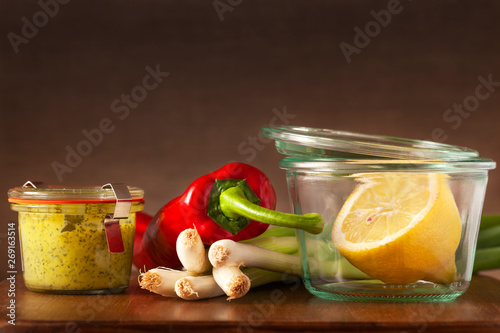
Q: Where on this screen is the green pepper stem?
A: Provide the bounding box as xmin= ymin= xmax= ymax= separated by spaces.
xmin=220 ymin=187 xmax=324 ymax=234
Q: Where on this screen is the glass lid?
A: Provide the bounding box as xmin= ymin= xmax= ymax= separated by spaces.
xmin=8 ymin=185 xmax=144 ymax=203
xmin=261 ymin=126 xmax=479 ymax=160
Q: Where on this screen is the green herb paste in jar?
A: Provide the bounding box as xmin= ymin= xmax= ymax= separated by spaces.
xmin=15 ymin=202 xmax=141 ymax=294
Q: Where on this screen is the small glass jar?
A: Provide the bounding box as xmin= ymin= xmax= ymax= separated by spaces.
xmin=8 ymin=183 xmax=144 ymax=294
xmin=263 ymin=126 xmax=496 ymax=302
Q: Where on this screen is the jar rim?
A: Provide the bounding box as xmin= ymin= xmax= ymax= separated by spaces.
xmin=7 ymin=185 xmax=144 ymax=204
xmin=279 ymin=157 xmax=496 ymax=173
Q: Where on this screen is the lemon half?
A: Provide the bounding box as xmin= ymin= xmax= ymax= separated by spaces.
xmin=332 ymin=173 xmax=461 ymax=284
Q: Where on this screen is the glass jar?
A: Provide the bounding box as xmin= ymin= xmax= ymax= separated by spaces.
xmin=8 ymin=183 xmax=144 ymax=294
xmin=262 ymin=126 xmax=496 ymax=301
xmin=281 ymin=157 xmax=495 ymax=301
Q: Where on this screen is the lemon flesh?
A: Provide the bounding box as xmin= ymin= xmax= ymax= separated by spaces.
xmin=332 ymin=173 xmax=461 ymax=285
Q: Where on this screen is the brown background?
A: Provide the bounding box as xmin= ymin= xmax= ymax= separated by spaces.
xmin=1 ymin=0 xmax=500 ymax=282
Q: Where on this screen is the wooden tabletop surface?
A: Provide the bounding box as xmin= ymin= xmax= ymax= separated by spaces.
xmin=1 ymin=272 xmax=500 ymax=333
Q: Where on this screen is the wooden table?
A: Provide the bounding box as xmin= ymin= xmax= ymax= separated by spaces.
xmin=1 ymin=273 xmax=500 ymax=333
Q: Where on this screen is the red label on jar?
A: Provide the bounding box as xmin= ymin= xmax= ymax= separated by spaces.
xmin=104 ymin=219 xmax=125 ymax=253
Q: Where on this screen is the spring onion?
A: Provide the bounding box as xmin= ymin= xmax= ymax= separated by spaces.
xmin=175 ymin=268 xmax=285 ymax=301
xmin=209 ymin=239 xmax=303 ymax=275
xmin=477 ymin=224 xmax=500 ymax=249
xmin=175 ymin=275 xmax=225 ymax=300
xmin=479 ymin=215 xmax=500 ymax=232
xmin=244 ymin=226 xmax=296 ymax=240
xmin=138 ymin=267 xmax=195 ymax=297
xmin=176 ymin=227 xmax=211 ymax=274
xmin=473 ymin=246 xmax=500 ymax=273
xmin=213 ymin=265 xmax=251 ymax=300
xmin=242 ymin=236 xmax=298 ymax=255
xmin=473 ymin=215 xmax=500 ymax=272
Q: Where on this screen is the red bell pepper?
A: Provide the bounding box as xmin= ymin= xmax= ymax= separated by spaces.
xmin=136 ymin=162 xmax=323 ymax=269
xmin=132 ymin=211 xmax=152 ymax=268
